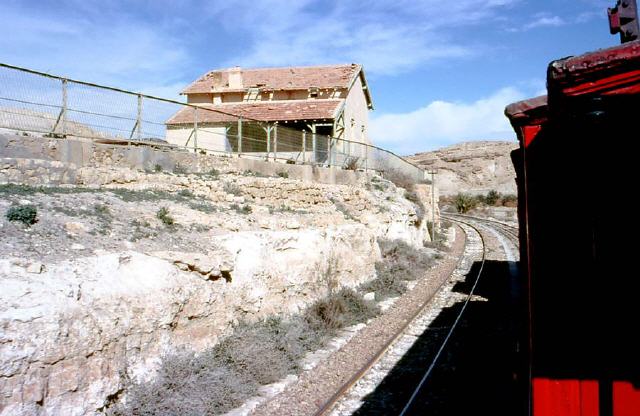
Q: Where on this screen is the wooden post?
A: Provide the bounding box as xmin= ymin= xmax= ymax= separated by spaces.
xmin=327 ymin=135 xmax=332 ymax=166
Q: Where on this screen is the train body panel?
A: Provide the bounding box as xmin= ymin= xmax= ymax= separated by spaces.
xmin=506 ymin=40 xmax=640 ymax=416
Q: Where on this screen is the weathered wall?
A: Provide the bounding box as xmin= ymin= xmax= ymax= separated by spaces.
xmin=0 ymin=134 xmax=372 ymax=186
xmin=0 ymin=225 xmax=382 ymax=416
xmin=343 ymin=76 xmax=371 ymax=146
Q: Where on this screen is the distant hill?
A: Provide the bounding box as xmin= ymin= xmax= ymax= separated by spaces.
xmin=407 ymin=141 xmax=518 ymax=196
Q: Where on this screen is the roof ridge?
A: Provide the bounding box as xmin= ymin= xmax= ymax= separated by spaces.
xmin=204 ymin=63 xmax=360 ymax=73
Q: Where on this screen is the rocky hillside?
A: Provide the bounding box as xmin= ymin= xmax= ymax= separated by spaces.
xmin=0 ymin=133 xmax=441 ymax=416
xmin=408 ymin=141 xmax=518 ymax=196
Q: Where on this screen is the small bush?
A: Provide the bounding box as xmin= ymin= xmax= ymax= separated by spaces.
xmin=304 ymin=288 xmax=379 ymax=334
xmin=485 ymin=190 xmax=500 ymax=205
xmin=156 ymin=207 xmax=175 ymax=226
xmin=153 ymin=164 xmax=162 ymax=173
xmin=177 ymin=189 xmax=194 ymax=198
xmin=223 ymin=182 xmax=242 ymax=196
xmin=109 ymin=349 xmax=259 ymax=416
xmin=230 ymin=204 xmax=252 ymax=214
xmin=365 ymin=239 xmax=434 ymax=300
xmin=6 ymin=205 xmax=38 ymax=226
xmin=501 ymin=194 xmax=517 ymax=207
xmin=454 ymin=193 xmax=478 ymax=213
xmin=173 ymin=164 xmax=187 ymax=174
xmin=344 ymin=157 xmax=359 ymax=171
xmin=207 ymin=168 xmax=220 ymax=178
xmin=277 ymin=171 xmax=289 ymax=178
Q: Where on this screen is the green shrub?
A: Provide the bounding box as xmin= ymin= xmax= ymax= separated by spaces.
xmin=153 ymin=164 xmax=162 ymax=173
xmin=156 ymin=207 xmax=175 ymax=226
xmin=277 ymin=171 xmax=289 ymax=178
xmin=230 ymin=204 xmax=252 ymax=214
xmin=454 ymin=193 xmax=478 ymax=213
xmin=485 ymin=190 xmax=500 ymax=205
xmin=177 ymin=189 xmax=194 ymax=198
xmin=6 ymin=205 xmax=38 ymax=226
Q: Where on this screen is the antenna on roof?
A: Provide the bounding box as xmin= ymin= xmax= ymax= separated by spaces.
xmin=608 ymin=0 xmax=640 ymax=43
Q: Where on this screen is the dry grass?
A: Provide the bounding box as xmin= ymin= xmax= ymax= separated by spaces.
xmin=362 ymin=239 xmax=434 ymax=301
xmin=110 ymin=287 xmax=378 ymax=415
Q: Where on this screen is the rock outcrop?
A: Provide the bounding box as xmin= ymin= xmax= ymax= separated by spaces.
xmin=408 ymin=141 xmax=518 ymax=196
xmin=0 ymin=133 xmax=438 ymax=415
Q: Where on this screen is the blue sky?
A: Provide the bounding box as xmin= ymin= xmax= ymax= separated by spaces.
xmin=0 ymin=0 xmax=618 ymax=153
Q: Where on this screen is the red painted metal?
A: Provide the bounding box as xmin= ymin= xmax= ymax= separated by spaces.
xmin=533 ymin=379 xmax=599 ymax=416
xmin=613 ymin=382 xmax=640 ymax=416
xmin=506 ymin=27 xmax=640 ymax=416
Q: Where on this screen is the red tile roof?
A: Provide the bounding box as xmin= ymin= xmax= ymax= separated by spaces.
xmin=166 ymin=99 xmax=344 ymax=125
xmin=182 ymin=64 xmax=362 ymax=94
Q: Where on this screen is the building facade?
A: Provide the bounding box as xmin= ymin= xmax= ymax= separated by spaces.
xmin=166 ymin=64 xmax=374 ymax=162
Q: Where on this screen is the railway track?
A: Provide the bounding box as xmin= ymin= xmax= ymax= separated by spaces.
xmin=322 ymin=216 xmax=512 ymax=415
xmin=254 ymin=214 xmax=522 ymax=416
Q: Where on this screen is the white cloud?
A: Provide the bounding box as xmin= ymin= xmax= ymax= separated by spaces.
xmin=0 ymin=3 xmax=189 ymax=97
xmin=207 ymin=0 xmax=519 ymax=75
xmin=370 ymin=87 xmax=524 ymax=154
xmin=507 ymin=12 xmax=566 ymax=32
xmin=524 ymin=15 xmax=565 ymax=30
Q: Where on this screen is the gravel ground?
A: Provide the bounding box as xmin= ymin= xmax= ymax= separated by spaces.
xmin=330 ymin=222 xmax=483 ymax=415
xmin=251 ymin=226 xmax=466 ymax=416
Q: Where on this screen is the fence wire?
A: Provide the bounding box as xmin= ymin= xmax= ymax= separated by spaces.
xmin=0 ymin=63 xmax=425 ymax=182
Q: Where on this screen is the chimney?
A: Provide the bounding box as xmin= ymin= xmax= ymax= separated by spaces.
xmin=228 ymin=66 xmax=243 ymax=89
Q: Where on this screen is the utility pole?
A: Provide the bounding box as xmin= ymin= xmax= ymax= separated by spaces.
xmin=429 ymin=170 xmax=436 ymax=242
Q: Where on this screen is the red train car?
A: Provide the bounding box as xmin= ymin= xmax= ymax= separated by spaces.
xmin=506 ymin=36 xmax=640 ymax=416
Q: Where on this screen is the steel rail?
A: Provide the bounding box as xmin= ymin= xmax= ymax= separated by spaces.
xmin=398 ymin=217 xmax=487 ymax=415
xmin=445 ymin=213 xmax=519 ymax=242
xmin=313 ymin=219 xmax=485 ymax=416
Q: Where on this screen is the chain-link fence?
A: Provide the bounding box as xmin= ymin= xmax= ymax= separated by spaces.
xmin=0 ymin=63 xmax=425 ymax=182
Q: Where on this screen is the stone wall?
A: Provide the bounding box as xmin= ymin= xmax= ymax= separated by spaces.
xmin=0 ymin=134 xmax=369 ymax=186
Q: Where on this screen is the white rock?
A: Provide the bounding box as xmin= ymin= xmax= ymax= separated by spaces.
xmin=65 ymin=221 xmax=87 ymax=236
xmin=70 ymin=243 xmax=85 ymax=251
xmin=363 ymin=292 xmax=376 ymax=301
xmin=286 ymin=220 xmax=300 ymax=230
xmin=26 ymin=262 xmax=44 ymax=274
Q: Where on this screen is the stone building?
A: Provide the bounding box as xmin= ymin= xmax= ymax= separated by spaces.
xmin=165 ymin=64 xmax=374 ymax=161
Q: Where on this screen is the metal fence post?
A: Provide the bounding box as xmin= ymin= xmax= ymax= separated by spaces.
xmin=193 ymin=106 xmax=198 ymax=153
xmin=237 ymin=118 xmax=243 ymax=156
xmin=61 ymin=79 xmax=67 ymax=136
xmin=327 ymin=136 xmax=332 ymax=166
xmin=364 ymin=144 xmax=368 ymax=172
xmin=273 ymin=123 xmax=278 ymax=161
xmin=302 ymin=130 xmax=306 ymax=163
xmin=266 ymin=124 xmax=271 ymax=161
xmin=431 ymin=170 xmax=436 ymax=241
xmin=136 ymin=94 xmax=142 ymax=141
xmin=312 ymin=129 xmax=317 ymax=165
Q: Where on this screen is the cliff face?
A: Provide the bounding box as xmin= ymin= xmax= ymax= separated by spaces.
xmin=0 ymin=134 xmax=439 ymax=416
xmin=408 ymin=141 xmax=518 ymax=196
